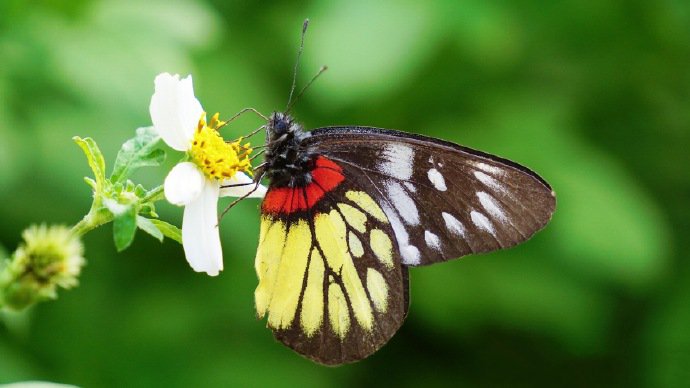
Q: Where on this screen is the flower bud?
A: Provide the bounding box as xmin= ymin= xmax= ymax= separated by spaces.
xmin=1 ymin=225 xmax=85 ymax=310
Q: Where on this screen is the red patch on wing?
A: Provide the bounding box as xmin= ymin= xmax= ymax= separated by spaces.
xmin=262 ymin=156 xmax=345 ymax=214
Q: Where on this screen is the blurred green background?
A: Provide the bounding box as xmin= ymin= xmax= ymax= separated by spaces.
xmin=0 ymin=0 xmax=688 ymax=386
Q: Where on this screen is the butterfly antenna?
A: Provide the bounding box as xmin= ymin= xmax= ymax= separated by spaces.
xmin=286 ymin=65 xmax=328 ymax=113
xmin=286 ymin=19 xmax=310 ymax=111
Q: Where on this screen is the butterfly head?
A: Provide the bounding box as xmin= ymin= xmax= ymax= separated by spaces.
xmin=267 ymin=112 xmax=301 ymax=138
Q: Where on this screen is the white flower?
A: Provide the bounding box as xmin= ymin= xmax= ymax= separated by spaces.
xmin=150 ymin=73 xmax=266 ymax=276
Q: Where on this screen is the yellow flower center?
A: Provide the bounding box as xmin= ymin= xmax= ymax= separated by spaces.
xmin=189 ymin=112 xmax=253 ymax=180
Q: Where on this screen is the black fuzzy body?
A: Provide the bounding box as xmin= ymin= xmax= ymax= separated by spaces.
xmin=262 ymin=112 xmax=314 ymax=188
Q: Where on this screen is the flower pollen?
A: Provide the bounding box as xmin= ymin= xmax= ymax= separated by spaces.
xmin=189 ymin=112 xmax=253 ymax=180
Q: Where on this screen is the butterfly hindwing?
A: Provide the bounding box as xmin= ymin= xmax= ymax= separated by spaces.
xmin=304 ymin=126 xmax=556 ymax=266
xmin=255 ymin=160 xmax=408 ymax=365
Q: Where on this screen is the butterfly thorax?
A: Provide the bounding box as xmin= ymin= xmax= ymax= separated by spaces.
xmin=263 ymin=112 xmax=313 ymax=188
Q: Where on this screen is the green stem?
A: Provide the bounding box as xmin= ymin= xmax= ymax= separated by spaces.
xmin=71 ymin=186 xmax=163 ymax=238
xmin=71 ymin=207 xmax=113 ymax=237
xmin=141 ymin=185 xmax=165 ymax=203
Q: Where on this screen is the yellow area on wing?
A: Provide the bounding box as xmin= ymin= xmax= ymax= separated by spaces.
xmin=328 ymin=282 xmax=350 ymax=339
xmin=369 ymin=229 xmax=394 ymax=269
xmin=345 ymin=191 xmax=388 ymax=223
xmin=348 ymin=232 xmax=364 ymax=258
xmin=315 ymin=211 xmax=345 ymax=270
xmin=267 ymin=220 xmax=312 ymax=330
xmin=338 ymin=203 xmax=367 ymax=233
xmin=255 ymin=217 xmax=286 ymax=318
xmin=315 ymin=209 xmax=374 ymax=333
xmin=366 ymin=268 xmax=388 ymax=313
xmin=301 ymin=248 xmax=325 ymax=337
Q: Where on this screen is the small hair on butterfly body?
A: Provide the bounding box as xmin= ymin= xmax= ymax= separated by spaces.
xmin=223 ymin=19 xmax=556 ymax=366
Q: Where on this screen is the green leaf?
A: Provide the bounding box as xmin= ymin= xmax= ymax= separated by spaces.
xmin=110 ymin=126 xmax=164 ymax=184
xmin=150 ymin=219 xmax=182 ymax=244
xmin=113 ymin=205 xmax=137 ymax=252
xmin=136 ymin=216 xmax=164 ymax=242
xmin=73 ymin=136 xmax=106 ymax=188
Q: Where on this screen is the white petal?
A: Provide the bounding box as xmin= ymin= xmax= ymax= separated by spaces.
xmin=164 ymin=162 xmax=205 ymax=206
xmin=182 ymin=180 xmax=223 ymax=276
xmin=219 ymin=171 xmax=267 ymax=198
xmin=149 ymin=73 xmax=203 ymax=151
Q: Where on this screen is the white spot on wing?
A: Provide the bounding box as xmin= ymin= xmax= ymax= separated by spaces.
xmin=442 ymin=212 xmax=466 ymax=238
xmin=385 ymin=180 xmax=419 ymax=226
xmin=475 ymin=162 xmax=504 ymax=176
xmin=471 ymin=210 xmax=496 ymax=236
xmin=427 ymin=168 xmax=447 ymax=191
xmin=403 ymin=182 xmax=417 ymax=193
xmin=424 ymin=230 xmax=441 ymax=251
xmin=380 ymin=202 xmax=421 ymax=265
xmin=378 ymin=144 xmax=414 ymax=180
xmin=477 ymin=191 xmax=507 ymax=222
xmin=402 ymin=245 xmax=421 ymax=265
xmin=474 ymin=171 xmax=505 ymax=193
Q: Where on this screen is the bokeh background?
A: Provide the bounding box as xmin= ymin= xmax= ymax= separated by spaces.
xmin=0 ymin=0 xmax=688 ymax=386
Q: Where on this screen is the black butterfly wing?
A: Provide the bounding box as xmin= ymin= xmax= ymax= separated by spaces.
xmin=303 ymin=126 xmax=556 ymax=266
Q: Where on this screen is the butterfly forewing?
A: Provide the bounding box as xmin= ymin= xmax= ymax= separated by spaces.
xmin=255 ymin=161 xmax=408 ymax=365
xmin=304 ymin=126 xmax=556 ymax=266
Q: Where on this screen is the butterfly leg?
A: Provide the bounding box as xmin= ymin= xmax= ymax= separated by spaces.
xmin=221 ymin=107 xmax=268 ymax=125
xmin=218 ymin=170 xmax=268 ymax=219
xmin=225 ymin=125 xmax=267 ymax=144
xmin=249 ymin=149 xmax=266 ymax=161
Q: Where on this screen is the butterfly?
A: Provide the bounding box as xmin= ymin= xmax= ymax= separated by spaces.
xmin=244 ymin=111 xmax=556 ymax=365
xmin=226 ymin=19 xmax=556 ymax=366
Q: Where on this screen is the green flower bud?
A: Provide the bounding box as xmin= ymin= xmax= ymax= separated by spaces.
xmin=0 ymin=225 xmax=85 ymax=310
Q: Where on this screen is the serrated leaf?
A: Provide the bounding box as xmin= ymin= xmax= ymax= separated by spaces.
xmin=150 ymin=219 xmax=182 ymax=244
xmin=110 ymin=126 xmax=164 ymax=183
xmin=136 ymin=216 xmax=164 ymax=242
xmin=73 ymin=136 xmax=106 ymax=188
xmin=113 ymin=205 xmax=137 ymax=251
